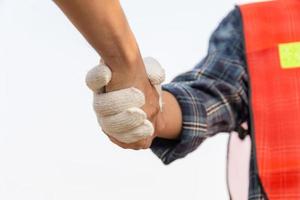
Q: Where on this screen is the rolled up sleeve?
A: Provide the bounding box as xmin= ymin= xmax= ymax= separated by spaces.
xmin=150 ymin=7 xmax=249 ymax=164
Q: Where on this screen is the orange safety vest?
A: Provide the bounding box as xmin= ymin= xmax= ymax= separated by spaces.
xmin=240 ymin=0 xmax=300 ymax=199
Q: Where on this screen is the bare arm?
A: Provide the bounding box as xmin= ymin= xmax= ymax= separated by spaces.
xmin=159 ymin=91 xmax=182 ymax=139
xmin=54 ymin=0 xmax=182 ymax=148
xmin=54 ymin=0 xmax=145 ymax=90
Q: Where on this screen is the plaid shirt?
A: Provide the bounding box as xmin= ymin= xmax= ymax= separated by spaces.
xmin=150 ymin=8 xmax=266 ymax=200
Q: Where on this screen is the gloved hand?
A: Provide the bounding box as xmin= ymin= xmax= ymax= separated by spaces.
xmin=86 ymin=57 xmax=165 ymax=144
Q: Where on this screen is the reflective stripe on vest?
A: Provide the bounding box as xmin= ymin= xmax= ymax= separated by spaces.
xmin=240 ymin=0 xmax=300 ymax=199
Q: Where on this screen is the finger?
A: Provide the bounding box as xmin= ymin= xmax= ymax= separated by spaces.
xmin=108 ymin=135 xmax=151 ymax=150
xmin=142 ymin=135 xmax=155 ymax=149
xmin=144 ymin=57 xmax=165 ymax=85
xmin=99 ymin=107 xmax=147 ymax=133
xmin=86 ymin=64 xmax=112 ymax=93
xmin=108 ymin=120 xmax=154 ymax=144
xmin=93 ymin=87 xmax=145 ymax=116
xmin=154 ymin=84 xmax=163 ymax=111
xmin=144 ymin=57 xmax=165 ymax=111
xmin=108 ymin=135 xmax=130 ymax=149
xmin=108 ymin=135 xmax=142 ymax=150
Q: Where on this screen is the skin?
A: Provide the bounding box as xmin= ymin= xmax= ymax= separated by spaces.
xmin=54 ymin=0 xmax=182 ymax=149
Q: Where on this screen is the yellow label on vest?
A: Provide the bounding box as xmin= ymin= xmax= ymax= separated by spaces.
xmin=279 ymin=42 xmax=300 ymax=69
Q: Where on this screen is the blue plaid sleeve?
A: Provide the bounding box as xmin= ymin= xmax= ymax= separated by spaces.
xmin=150 ymin=8 xmax=249 ymax=164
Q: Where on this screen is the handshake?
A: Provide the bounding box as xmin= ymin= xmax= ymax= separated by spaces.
xmin=85 ymin=57 xmax=167 ymax=150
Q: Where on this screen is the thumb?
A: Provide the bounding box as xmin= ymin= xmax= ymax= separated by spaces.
xmin=85 ymin=63 xmax=112 ymax=93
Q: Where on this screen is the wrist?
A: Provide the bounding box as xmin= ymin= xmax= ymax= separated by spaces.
xmin=101 ymin=30 xmax=143 ymax=73
xmin=104 ymin=51 xmax=141 ymax=73
xmin=104 ymin=58 xmax=150 ymax=93
xmin=155 ymin=91 xmax=182 ymax=140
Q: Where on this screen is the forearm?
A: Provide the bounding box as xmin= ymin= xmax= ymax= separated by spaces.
xmin=54 ymin=0 xmax=143 ymax=75
xmin=54 ymin=1 xmax=182 ymax=141
xmin=157 ymin=91 xmax=182 ymax=140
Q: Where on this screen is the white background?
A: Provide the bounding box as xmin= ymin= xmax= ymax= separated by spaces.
xmin=0 ymin=0 xmax=251 ymax=199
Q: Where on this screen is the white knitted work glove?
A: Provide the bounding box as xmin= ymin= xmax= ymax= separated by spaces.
xmin=86 ymin=57 xmax=165 ymax=143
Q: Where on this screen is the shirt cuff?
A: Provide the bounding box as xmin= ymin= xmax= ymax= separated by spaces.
xmin=150 ymin=82 xmax=207 ymax=164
